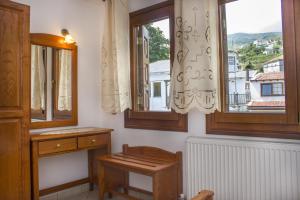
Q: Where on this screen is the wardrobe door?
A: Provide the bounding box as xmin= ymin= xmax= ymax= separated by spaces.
xmin=0 ymin=1 xmax=30 ymax=200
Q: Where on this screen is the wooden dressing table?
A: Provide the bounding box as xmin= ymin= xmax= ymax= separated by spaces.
xmin=30 ymin=127 xmax=113 ymax=200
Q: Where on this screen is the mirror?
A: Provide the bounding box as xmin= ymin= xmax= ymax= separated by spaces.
xmin=30 ymin=34 xmax=77 ymax=129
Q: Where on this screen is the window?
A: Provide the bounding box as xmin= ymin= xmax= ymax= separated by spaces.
xmin=273 ymin=83 xmax=284 ymax=95
xmin=153 ymin=82 xmax=162 ymax=97
xmin=261 ymin=83 xmax=284 ymax=96
xmin=207 ymin=0 xmax=300 ymax=138
xmin=125 ymin=0 xmax=188 ymax=132
xmin=261 ymin=83 xmax=272 ymax=96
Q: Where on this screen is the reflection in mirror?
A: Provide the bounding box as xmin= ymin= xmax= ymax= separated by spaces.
xmin=31 ymin=45 xmax=47 ymax=121
xmin=53 ymin=49 xmax=72 ymax=119
xmin=31 ymin=47 xmax=73 ymax=122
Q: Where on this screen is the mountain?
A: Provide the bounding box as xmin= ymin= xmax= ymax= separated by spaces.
xmin=227 ymin=32 xmax=282 ymax=50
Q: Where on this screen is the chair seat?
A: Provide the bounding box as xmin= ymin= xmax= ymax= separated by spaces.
xmin=99 ymin=153 xmax=177 ymax=174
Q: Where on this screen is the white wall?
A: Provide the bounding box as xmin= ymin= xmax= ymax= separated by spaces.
xmin=15 ymin=0 xmax=105 ymax=189
xmin=250 ymin=80 xmax=285 ymax=101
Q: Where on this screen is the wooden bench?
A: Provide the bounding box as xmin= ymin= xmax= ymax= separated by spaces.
xmin=97 ymin=144 xmax=182 ymax=200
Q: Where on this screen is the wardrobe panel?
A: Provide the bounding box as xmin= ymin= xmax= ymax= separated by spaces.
xmin=0 ymin=1 xmax=30 ymax=200
xmin=0 ymin=6 xmax=21 ymax=108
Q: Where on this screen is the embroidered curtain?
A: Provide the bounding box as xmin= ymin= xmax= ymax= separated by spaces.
xmin=170 ymin=0 xmax=220 ymax=114
xmin=101 ymin=0 xmax=131 ymax=113
xmin=58 ymin=49 xmax=72 ymax=111
xmin=31 ymin=45 xmax=46 ymax=111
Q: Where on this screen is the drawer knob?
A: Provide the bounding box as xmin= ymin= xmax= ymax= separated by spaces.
xmin=91 ymin=139 xmax=96 ymax=143
xmin=56 ymin=144 xmax=61 ymax=148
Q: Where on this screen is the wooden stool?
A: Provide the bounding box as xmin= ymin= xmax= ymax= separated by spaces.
xmin=97 ymin=144 xmax=182 ymax=200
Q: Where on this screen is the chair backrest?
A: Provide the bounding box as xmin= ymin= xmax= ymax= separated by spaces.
xmin=122 ymin=144 xmax=183 ymax=195
xmin=192 ymin=190 xmax=214 ymax=200
xmin=122 ymin=144 xmax=182 ymax=163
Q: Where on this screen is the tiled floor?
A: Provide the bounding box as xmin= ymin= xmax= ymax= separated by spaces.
xmin=64 ymin=190 xmax=152 ymax=200
xmin=40 ymin=184 xmax=152 ymax=200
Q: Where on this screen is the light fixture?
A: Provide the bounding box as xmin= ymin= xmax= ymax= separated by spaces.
xmin=61 ymin=29 xmax=75 ymax=44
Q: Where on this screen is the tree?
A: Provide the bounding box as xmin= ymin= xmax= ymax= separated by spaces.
xmin=145 ymin=24 xmax=170 ymax=63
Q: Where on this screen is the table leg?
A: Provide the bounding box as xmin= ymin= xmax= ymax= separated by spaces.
xmin=31 ymin=141 xmax=40 ymax=200
xmin=98 ymin=162 xmax=106 ymax=200
xmin=88 ymin=149 xmax=94 ymax=191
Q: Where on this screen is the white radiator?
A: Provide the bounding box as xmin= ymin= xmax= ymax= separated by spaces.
xmin=186 ymin=137 xmax=300 ymax=200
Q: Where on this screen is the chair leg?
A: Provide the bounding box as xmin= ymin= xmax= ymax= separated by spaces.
xmin=152 ymin=167 xmax=178 ymax=200
xmin=98 ymin=162 xmax=106 ymax=200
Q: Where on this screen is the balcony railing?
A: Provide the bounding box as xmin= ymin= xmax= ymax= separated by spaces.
xmin=227 ymin=94 xmax=251 ymax=106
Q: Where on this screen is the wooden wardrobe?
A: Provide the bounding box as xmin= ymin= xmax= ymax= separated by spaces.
xmin=0 ymin=1 xmax=31 ymax=200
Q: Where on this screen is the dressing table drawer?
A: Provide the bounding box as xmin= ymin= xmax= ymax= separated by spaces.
xmin=78 ymin=134 xmax=109 ymax=149
xmin=38 ymin=138 xmax=77 ymax=155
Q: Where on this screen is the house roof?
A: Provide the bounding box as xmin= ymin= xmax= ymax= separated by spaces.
xmin=264 ymin=55 xmax=284 ymax=65
xmin=248 ymin=101 xmax=285 ymax=108
xmin=149 ymin=60 xmax=170 ymax=73
xmin=251 ymin=72 xmax=284 ymax=81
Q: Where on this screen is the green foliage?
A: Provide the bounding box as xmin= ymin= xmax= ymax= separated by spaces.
xmin=145 ymin=24 xmax=170 ymax=63
xmin=237 ymin=43 xmax=282 ymax=71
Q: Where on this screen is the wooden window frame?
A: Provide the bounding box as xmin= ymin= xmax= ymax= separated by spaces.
xmin=125 ymin=0 xmax=188 ymax=132
xmin=260 ymin=82 xmax=284 ymax=97
xmin=206 ymin=0 xmax=300 ymax=139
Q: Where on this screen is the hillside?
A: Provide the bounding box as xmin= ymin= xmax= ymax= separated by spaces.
xmin=227 ymin=32 xmax=282 ymax=50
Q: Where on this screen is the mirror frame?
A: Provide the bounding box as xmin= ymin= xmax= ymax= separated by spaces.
xmin=30 ymin=33 xmax=78 ymax=129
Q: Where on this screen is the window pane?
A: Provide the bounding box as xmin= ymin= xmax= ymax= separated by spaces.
xmin=261 ymin=84 xmax=272 ymax=96
xmin=134 ymin=18 xmax=171 ymax=112
xmin=153 ymin=82 xmax=162 ymax=97
xmin=223 ymin=0 xmax=285 ymax=113
xmin=272 ymin=83 xmax=283 ymax=95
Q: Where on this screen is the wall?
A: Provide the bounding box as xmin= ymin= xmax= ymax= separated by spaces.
xmin=15 ymin=0 xmax=105 ymax=189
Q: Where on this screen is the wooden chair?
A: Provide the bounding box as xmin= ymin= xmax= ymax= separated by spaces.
xmin=97 ymin=144 xmax=182 ymax=200
xmin=192 ymin=190 xmax=214 ymax=200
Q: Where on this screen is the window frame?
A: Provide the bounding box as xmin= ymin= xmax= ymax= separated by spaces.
xmin=260 ymin=82 xmax=284 ymax=97
xmin=125 ymin=0 xmax=188 ymax=132
xmin=206 ymin=0 xmax=300 ymax=139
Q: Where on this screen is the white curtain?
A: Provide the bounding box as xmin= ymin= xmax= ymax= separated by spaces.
xmin=170 ymin=0 xmax=220 ymax=114
xmin=31 ymin=45 xmax=46 ymax=111
xmin=101 ymin=0 xmax=131 ymax=114
xmin=58 ymin=49 xmax=72 ymax=111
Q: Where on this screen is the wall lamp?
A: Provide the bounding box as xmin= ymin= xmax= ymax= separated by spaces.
xmin=61 ymin=29 xmax=75 ymax=44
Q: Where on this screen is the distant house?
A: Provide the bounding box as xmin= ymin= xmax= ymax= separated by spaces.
xmin=227 ymin=51 xmax=256 ymax=111
xmin=248 ymin=56 xmax=285 ymax=111
xmin=149 ymin=60 xmax=170 ymax=111
xmin=263 ymin=55 xmax=284 ymax=73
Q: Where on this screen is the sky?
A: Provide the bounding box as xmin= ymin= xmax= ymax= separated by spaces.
xmin=148 ymin=0 xmax=283 ymax=37
xmin=226 ymin=0 xmax=283 ymax=34
xmin=152 ymin=18 xmax=170 ymax=39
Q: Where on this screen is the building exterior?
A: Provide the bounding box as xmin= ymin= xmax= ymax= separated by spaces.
xmin=263 ymin=55 xmax=284 ymax=73
xmin=149 ymin=60 xmax=170 ymax=111
xmin=227 ymin=51 xmax=256 ymax=111
xmin=248 ymin=56 xmax=285 ymax=111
